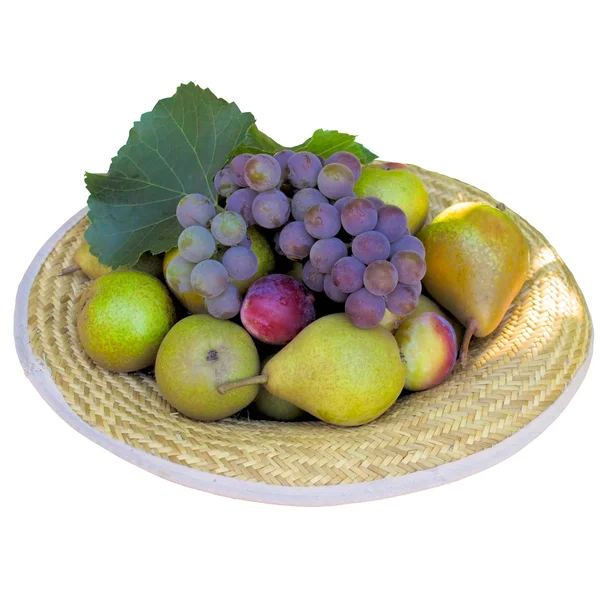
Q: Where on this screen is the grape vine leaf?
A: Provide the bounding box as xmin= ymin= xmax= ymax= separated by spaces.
xmin=85 ymin=83 xmax=255 ymax=268
xmin=231 ymin=127 xmax=377 ymax=164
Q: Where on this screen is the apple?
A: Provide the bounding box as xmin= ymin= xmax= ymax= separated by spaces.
xmin=354 ymin=161 xmax=429 ymax=234
xmin=241 ymin=274 xmax=316 ymax=345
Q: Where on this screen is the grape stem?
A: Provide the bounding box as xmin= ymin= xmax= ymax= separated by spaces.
xmin=218 ymin=374 xmax=268 ymax=395
xmin=59 ymin=265 xmax=82 ymax=276
xmin=459 ymin=319 xmax=478 ymax=368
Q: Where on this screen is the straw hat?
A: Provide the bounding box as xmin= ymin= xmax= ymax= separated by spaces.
xmin=15 ymin=166 xmax=593 ymax=506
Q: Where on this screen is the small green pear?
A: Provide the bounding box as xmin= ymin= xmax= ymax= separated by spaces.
xmin=219 ymin=314 xmax=406 ymax=427
xmin=155 ymin=315 xmax=260 ymax=421
xmin=77 ymin=271 xmax=176 ymax=372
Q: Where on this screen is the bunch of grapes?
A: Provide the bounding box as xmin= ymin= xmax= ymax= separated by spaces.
xmin=212 ymin=149 xmax=426 ymax=329
xmin=165 ymin=194 xmax=259 ymax=319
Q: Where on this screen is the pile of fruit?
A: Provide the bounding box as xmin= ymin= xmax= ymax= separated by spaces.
xmin=69 ymin=84 xmax=530 ymax=428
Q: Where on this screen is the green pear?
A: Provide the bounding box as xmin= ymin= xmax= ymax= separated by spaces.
xmin=155 ymin=315 xmax=260 ymax=421
xmin=77 ymin=271 xmax=176 ymax=372
xmin=219 ymin=314 xmax=406 ymax=427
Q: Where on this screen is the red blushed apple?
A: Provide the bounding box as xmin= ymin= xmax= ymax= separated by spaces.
xmin=241 ymin=274 xmax=316 ymax=345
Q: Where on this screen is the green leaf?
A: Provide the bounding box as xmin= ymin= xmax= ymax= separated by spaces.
xmin=228 ymin=124 xmax=283 ymax=157
xmin=293 ymin=129 xmax=378 ymax=163
xmin=85 ymin=83 xmax=255 ymax=268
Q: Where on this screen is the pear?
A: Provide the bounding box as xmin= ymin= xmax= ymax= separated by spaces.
xmin=155 ymin=315 xmax=260 ymax=421
xmin=77 ymin=271 xmax=176 ymax=372
xmin=418 ymin=202 xmax=529 ymax=366
xmin=219 ymin=314 xmax=406 ymax=427
xmin=254 ymin=356 xmax=305 ymax=421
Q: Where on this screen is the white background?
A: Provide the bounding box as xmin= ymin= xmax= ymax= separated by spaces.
xmin=2 ymin=2 xmax=598 ymax=599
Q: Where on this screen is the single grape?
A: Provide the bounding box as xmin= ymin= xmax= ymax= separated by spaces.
xmin=274 ymin=149 xmax=295 ymax=180
xmin=226 ymin=188 xmax=258 ymax=226
xmin=229 ymin=153 xmax=253 ymax=186
xmin=239 ymin=233 xmax=252 ymax=249
xmin=317 ymin=163 xmax=355 ymax=200
xmin=351 ymin=230 xmax=391 ymax=265
xmin=214 ymin=167 xmax=240 ymax=197
xmin=309 ymin=238 xmax=348 ymax=273
xmin=273 ymin=231 xmax=285 ymax=256
xmin=279 ymin=221 xmax=315 ymax=260
xmin=304 ymin=203 xmax=341 ymax=239
xmin=385 ymin=283 xmax=420 ymax=317
xmin=206 ymin=284 xmax=242 ymax=320
xmin=341 ymin=198 xmax=378 ymax=236
xmin=221 ymin=246 xmax=258 ymax=280
xmin=365 ymin=196 xmax=386 ymax=210
xmin=389 ymin=235 xmax=426 ymax=259
xmin=302 ymin=261 xmax=326 ymax=292
xmin=345 ymin=288 xmax=386 ymax=329
xmin=190 ymin=260 xmax=229 ymax=298
xmin=165 ymin=255 xmax=195 ymax=294
xmin=210 ymin=211 xmax=247 ymax=246
xmin=252 ymin=190 xmax=291 ymax=228
xmin=176 ymin=194 xmax=216 ymax=228
xmin=178 ymin=225 xmax=216 ymax=263
xmin=243 ymin=154 xmax=282 ymax=192
xmin=287 ymin=152 xmax=322 ymax=189
xmin=324 ymin=274 xmax=349 ymax=303
xmin=363 ymin=260 xmax=398 ymax=296
xmin=390 ymin=250 xmax=427 ymax=285
xmin=375 ymin=205 xmax=407 ymax=242
xmin=291 ymin=188 xmax=328 ymax=221
xmin=331 ymin=256 xmax=366 ymax=293
xmin=325 ymin=151 xmax=362 ymax=181
xmin=333 ymin=195 xmax=356 ymax=213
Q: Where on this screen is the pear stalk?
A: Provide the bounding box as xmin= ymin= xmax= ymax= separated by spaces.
xmin=59 ymin=264 xmax=82 ymax=276
xmin=218 ymin=374 xmax=268 ymax=395
xmin=459 ymin=319 xmax=478 ymax=368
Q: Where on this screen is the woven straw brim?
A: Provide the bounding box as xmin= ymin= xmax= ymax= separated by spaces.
xmin=21 ymin=166 xmax=592 ymax=492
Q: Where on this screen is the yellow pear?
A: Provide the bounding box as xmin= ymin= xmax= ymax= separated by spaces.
xmin=418 ymin=202 xmax=529 ymax=366
xmin=219 ymin=314 xmax=405 ymax=427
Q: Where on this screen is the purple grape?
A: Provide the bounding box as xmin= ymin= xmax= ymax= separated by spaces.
xmin=291 ymin=188 xmax=328 ymax=221
xmin=331 ymin=256 xmax=366 ymax=293
xmin=243 ymin=154 xmax=282 ymax=192
xmin=206 ymin=284 xmax=242 ymax=320
xmin=230 ymin=153 xmax=253 ymax=186
xmin=325 ymin=151 xmax=362 ymax=181
xmin=190 ymin=260 xmax=229 ymax=298
xmin=324 ymin=275 xmax=349 ymax=303
xmin=375 ymin=205 xmax=408 ymax=242
xmin=333 ymin=195 xmax=356 ymax=213
xmin=390 ymin=250 xmax=427 ymax=285
xmin=317 ymin=163 xmax=355 ymax=200
xmin=304 ymin=203 xmax=341 ymax=239
xmin=341 ymin=198 xmax=378 ymax=236
xmin=389 ymin=235 xmax=425 ymax=259
xmin=226 ymin=188 xmax=258 ymax=226
xmin=274 ymin=149 xmax=295 ymax=179
xmin=178 ymin=225 xmax=216 ymax=263
xmin=210 ymin=211 xmax=247 ymax=246
xmin=302 ymin=261 xmax=326 ymax=292
xmin=222 ymin=246 xmax=259 ymax=280
xmin=252 ymin=190 xmax=291 ymax=229
xmin=352 ymin=231 xmax=391 ymax=265
xmin=385 ymin=283 xmax=420 ymax=317
xmin=176 ymin=194 xmax=216 ymax=228
xmin=365 ymin=196 xmax=386 ymax=210
xmin=239 ymin=234 xmax=252 ymax=249
xmin=165 ymin=255 xmax=195 ymax=294
xmin=287 ymin=152 xmax=321 ymax=189
xmin=309 ymin=238 xmax=348 ymax=274
xmin=345 ymin=288 xmax=386 ymax=329
xmin=279 ymin=221 xmax=315 ymax=260
xmin=214 ymin=168 xmax=240 ymax=197
xmin=363 ymin=260 xmax=398 ymax=296
xmin=273 ymin=231 xmax=284 ymax=256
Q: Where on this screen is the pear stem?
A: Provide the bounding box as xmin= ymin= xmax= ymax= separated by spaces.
xmin=218 ymin=374 xmax=268 ymax=395
xmin=59 ymin=264 xmax=81 ymax=276
xmin=459 ymin=319 xmax=478 ymax=368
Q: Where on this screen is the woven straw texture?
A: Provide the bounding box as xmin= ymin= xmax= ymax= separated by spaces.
xmin=26 ymin=167 xmax=592 ymax=486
